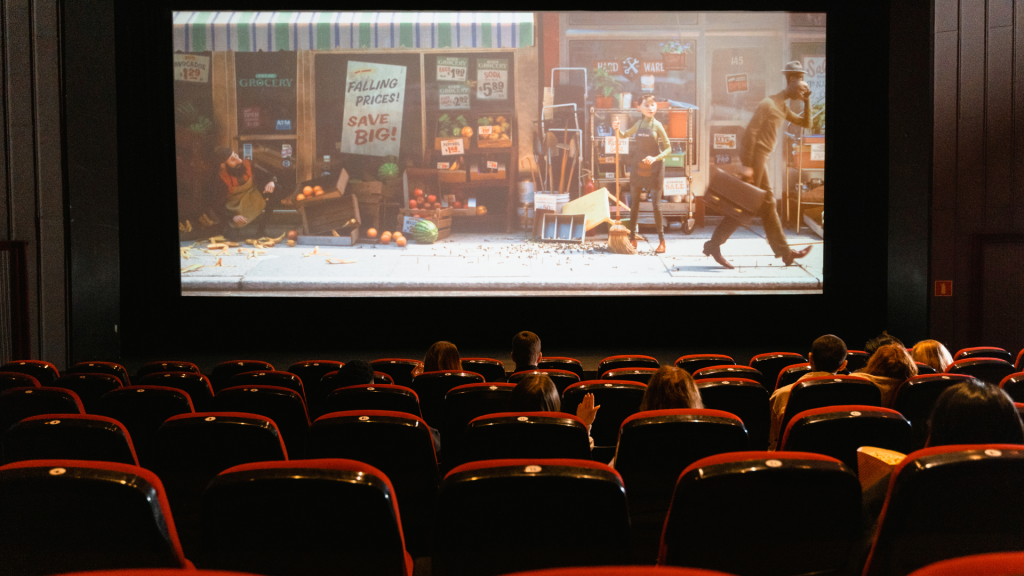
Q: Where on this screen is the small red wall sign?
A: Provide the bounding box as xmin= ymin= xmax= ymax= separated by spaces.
xmin=934 ymin=280 xmax=953 ymax=297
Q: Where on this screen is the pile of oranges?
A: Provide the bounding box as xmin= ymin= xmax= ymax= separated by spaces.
xmin=295 ymin=184 xmax=325 ymax=202
xmin=366 ymin=228 xmax=407 ymax=247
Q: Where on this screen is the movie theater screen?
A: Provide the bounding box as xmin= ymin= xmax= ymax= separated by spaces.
xmin=173 ymin=11 xmax=826 ymax=296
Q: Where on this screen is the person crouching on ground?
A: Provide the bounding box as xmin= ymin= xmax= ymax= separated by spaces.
xmin=208 ymin=147 xmax=275 ymax=240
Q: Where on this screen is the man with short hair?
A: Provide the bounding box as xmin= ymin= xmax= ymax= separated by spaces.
xmin=768 ymin=334 xmax=848 ymax=449
xmin=511 ymin=331 xmax=542 ymax=373
xmin=207 ymin=147 xmax=276 ymax=238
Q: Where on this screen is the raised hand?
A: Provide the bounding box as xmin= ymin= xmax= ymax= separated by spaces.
xmin=576 ymin=392 xmax=601 ymax=428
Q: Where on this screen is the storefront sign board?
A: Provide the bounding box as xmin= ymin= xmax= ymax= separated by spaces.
xmin=436 ymin=57 xmax=468 ymax=81
xmin=341 ymin=61 xmax=407 ymax=157
xmin=594 ymin=60 xmax=621 ymax=74
xmin=640 ymin=60 xmax=667 ymax=76
xmin=173 ymin=54 xmax=209 ymax=83
xmin=439 ymin=84 xmax=471 ymax=110
xmin=477 ymin=59 xmax=508 ymax=100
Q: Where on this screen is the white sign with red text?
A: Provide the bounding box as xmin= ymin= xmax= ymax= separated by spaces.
xmin=477 ymin=59 xmax=508 ymax=100
xmin=173 ymin=54 xmax=210 ymax=83
xmin=439 ymin=84 xmax=471 ymax=110
xmin=436 ymin=57 xmax=468 ymax=82
xmin=341 ymin=61 xmax=406 ymax=157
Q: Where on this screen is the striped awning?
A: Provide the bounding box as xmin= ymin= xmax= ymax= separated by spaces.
xmin=172 ymin=12 xmax=535 ymax=52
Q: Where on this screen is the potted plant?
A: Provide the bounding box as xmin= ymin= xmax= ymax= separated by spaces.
xmin=659 ymin=39 xmax=692 ymax=70
xmin=592 ymin=67 xmax=623 ymax=109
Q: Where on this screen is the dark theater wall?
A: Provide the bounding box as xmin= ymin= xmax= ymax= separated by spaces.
xmin=930 ymin=0 xmax=1024 ymax=352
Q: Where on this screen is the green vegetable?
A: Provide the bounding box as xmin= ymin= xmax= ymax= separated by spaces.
xmin=377 ymin=162 xmax=399 ymax=180
xmin=412 ymin=219 xmax=439 ymax=244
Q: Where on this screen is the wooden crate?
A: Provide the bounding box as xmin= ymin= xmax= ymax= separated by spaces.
xmin=397 ymin=207 xmax=452 ymax=240
xmin=295 ymin=193 xmax=361 ymax=237
xmin=403 ymin=168 xmax=442 ymax=205
xmin=798 ymin=135 xmax=826 ymax=169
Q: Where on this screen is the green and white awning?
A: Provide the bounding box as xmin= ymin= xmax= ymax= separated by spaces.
xmin=172 ymin=12 xmax=535 ymax=52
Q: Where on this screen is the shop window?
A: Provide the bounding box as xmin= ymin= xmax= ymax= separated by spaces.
xmin=235 ymin=51 xmax=298 ymax=136
xmin=567 ymin=12 xmax=698 ymax=27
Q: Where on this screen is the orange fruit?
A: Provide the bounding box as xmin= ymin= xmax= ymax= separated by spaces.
xmin=427 ymin=195 xmax=437 ymax=203
xmin=314 ymin=190 xmax=324 ymax=196
xmin=296 ymin=193 xmax=306 ymax=201
xmin=380 ymin=232 xmax=392 ymax=244
xmin=303 ymin=186 xmax=313 ymax=195
xmin=287 ymin=230 xmax=298 ymax=240
xmin=409 ymin=199 xmax=417 ymax=209
xmin=414 ymin=189 xmax=424 ymax=198
xmin=367 ymin=228 xmax=378 ymax=238
xmin=393 ymin=231 xmax=403 ymax=239
xmin=396 ymin=236 xmax=407 ymax=247
xmin=313 ymin=185 xmax=323 ymax=192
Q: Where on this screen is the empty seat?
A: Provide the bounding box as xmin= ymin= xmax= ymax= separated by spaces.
xmin=435 ymin=459 xmax=632 ymax=576
xmin=845 ymin=350 xmax=870 ymax=373
xmin=775 ymin=362 xmax=813 ymax=391
xmin=906 ymin=552 xmax=1024 ymax=576
xmin=561 ymin=380 xmax=645 ymax=451
xmin=1000 ymin=372 xmax=1024 ymax=402
xmin=374 ymin=371 xmax=396 ymax=384
xmin=460 ymin=357 xmax=507 ymax=382
xmin=507 ymin=369 xmax=580 ymax=394
xmin=600 ymin=367 xmax=657 ymax=384
xmin=202 ymin=459 xmax=413 ymax=576
xmin=598 ymin=355 xmax=659 ymax=375
xmin=1017 ymin=348 xmax=1024 ymax=371
xmin=370 ymin=358 xmax=423 ymax=388
xmin=537 ymin=356 xmax=584 ymax=379
xmin=892 ymin=374 xmax=977 ymax=450
xmin=863 ymin=445 xmax=1024 ymax=576
xmin=137 ymin=371 xmax=216 ymax=413
xmin=441 ymin=382 xmax=516 ymax=465
xmin=152 ymin=412 xmax=288 ymax=560
xmin=136 ymin=361 xmax=200 ymax=380
xmin=57 ymin=570 xmax=261 ymax=576
xmin=779 ymin=376 xmax=882 ymax=438
xmin=287 ymin=360 xmax=343 ymax=419
xmin=946 ymin=357 xmax=1017 ymax=386
xmin=674 ymin=353 xmax=736 ymax=375
xmin=0 ymin=371 xmax=40 ymax=393
xmin=953 ymin=346 xmax=1013 ymax=363
xmin=1 ymin=360 xmax=59 ymax=386
xmin=692 ymin=365 xmax=765 ymax=389
xmin=212 ymin=385 xmax=309 ymax=458
xmin=228 ymin=370 xmax=304 ymax=400
xmin=614 ymin=409 xmax=749 ymax=563
xmin=409 ymin=370 xmax=485 ymax=427
xmin=210 ymin=360 xmax=274 ymax=393
xmin=660 ymin=451 xmax=861 ymax=575
xmin=95 ymin=385 xmax=194 ymax=467
xmin=500 ymin=568 xmax=737 ymax=576
xmin=780 ymin=405 xmax=912 ymax=472
xmin=323 ymin=384 xmax=421 ymax=418
xmin=914 ymin=362 xmax=937 ymax=375
xmin=696 ymin=377 xmax=771 ymax=449
xmin=54 ymin=373 xmax=123 ymax=413
xmin=1 ymin=386 xmax=84 ymax=433
xmin=67 ymin=361 xmax=131 ymax=387
xmin=0 ymin=459 xmax=190 ymax=574
xmin=2 ymin=413 xmax=137 ymax=465
xmin=749 ymin=352 xmax=807 ymax=391
xmin=307 ymin=410 xmax=439 ymax=556
xmin=459 ymin=412 xmax=591 ymax=465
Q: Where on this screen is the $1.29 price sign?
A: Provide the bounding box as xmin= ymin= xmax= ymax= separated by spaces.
xmin=477 ymin=58 xmax=508 ymax=100
xmin=440 ymin=138 xmax=465 ymax=156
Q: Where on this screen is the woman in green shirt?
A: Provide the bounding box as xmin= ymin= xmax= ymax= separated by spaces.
xmin=612 ymin=93 xmax=672 ymax=253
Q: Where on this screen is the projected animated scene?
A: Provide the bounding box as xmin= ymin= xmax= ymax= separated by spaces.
xmin=174 ymin=11 xmax=826 ymax=296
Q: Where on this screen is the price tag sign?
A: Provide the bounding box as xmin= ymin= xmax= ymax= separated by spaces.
xmin=173 ymin=54 xmax=210 ymax=82
xmin=486 ymin=161 xmax=499 ymax=169
xmin=436 ymin=57 xmax=468 ymax=81
xmin=477 ymin=59 xmax=509 ymax=100
xmin=439 ymin=84 xmax=470 ymax=110
xmin=479 ymin=125 xmax=492 ymax=136
xmin=436 ymin=162 xmax=450 ymax=170
xmin=440 ymin=138 xmax=465 ymax=156
xmin=664 ymin=177 xmax=689 ymax=194
xmin=604 ymin=137 xmax=629 ymax=154
xmin=810 ymin=143 xmax=825 ymax=161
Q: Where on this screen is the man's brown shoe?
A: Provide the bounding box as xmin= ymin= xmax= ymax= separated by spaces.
xmin=702 ymin=241 xmax=734 ymax=269
xmin=655 ymin=239 xmax=666 ymax=254
xmin=782 ymin=245 xmax=812 ymax=266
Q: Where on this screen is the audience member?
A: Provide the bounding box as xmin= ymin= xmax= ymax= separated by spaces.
xmin=334 ymin=360 xmax=375 ymax=387
xmin=926 ymin=380 xmax=1024 ymax=447
xmin=511 ymin=331 xmax=542 ymax=373
xmin=860 ymin=331 xmax=904 ymax=369
xmin=610 ymin=366 xmax=703 ymax=467
xmin=768 ymin=334 xmax=848 ymax=449
xmin=509 ymin=374 xmax=598 ymax=449
xmin=912 ymin=339 xmax=953 ymax=372
xmin=851 ymin=343 xmax=917 ymax=406
xmin=423 ymin=341 xmax=462 ymax=372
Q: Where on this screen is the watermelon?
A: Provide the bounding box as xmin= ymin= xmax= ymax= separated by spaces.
xmin=412 ymin=219 xmax=439 ymax=244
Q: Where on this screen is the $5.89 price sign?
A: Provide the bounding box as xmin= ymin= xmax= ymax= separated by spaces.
xmin=477 ymin=59 xmax=508 ymax=100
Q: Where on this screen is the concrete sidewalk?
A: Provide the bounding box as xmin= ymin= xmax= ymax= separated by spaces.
xmin=181 ymin=220 xmax=823 ymax=296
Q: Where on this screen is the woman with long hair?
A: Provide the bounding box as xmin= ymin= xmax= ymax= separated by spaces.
xmin=912 ymin=339 xmax=954 ymax=373
xmin=854 ymin=343 xmax=918 ymax=406
xmin=926 ymin=379 xmax=1024 ymax=447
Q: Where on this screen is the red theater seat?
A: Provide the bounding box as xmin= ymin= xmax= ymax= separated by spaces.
xmin=914 ymin=362 xmax=937 ymax=374
xmin=0 ymin=459 xmax=190 ymax=574
xmin=692 ymin=365 xmax=765 ymax=389
xmin=307 ymin=410 xmax=439 ymax=556
xmin=374 ymin=371 xmax=396 ymax=384
xmin=435 ymin=459 xmax=631 ymax=576
xmin=906 ymin=552 xmax=1024 ymax=576
xmin=598 ymin=354 xmax=659 ymax=375
xmin=54 ymin=372 xmax=123 ymax=413
xmin=1017 ymin=348 xmax=1024 ymax=371
xmin=778 ymin=376 xmax=882 ymax=439
xmin=323 ymin=384 xmax=422 ymax=418
xmin=600 ymin=367 xmax=657 ymax=384
xmin=863 ymin=445 xmax=1024 ymax=576
xmin=953 ymin=346 xmax=1013 ymax=363
xmin=287 ymin=360 xmax=343 ymax=418
xmin=2 ymin=413 xmax=137 ymax=465
xmin=459 ymin=411 xmax=591 ymax=465
xmin=57 ymin=571 xmax=260 ymax=576
xmin=460 ymin=357 xmax=507 ymax=382
xmin=1000 ymin=372 xmax=1024 ymax=402
xmin=0 ymin=360 xmax=59 ymax=386
xmin=212 ymin=385 xmax=309 ymax=459
xmin=674 ymin=353 xmax=736 ymax=375
xmin=561 ymin=380 xmax=645 ymax=452
xmin=409 ymin=370 xmax=485 ymax=427
xmin=0 ymin=386 xmax=85 ymax=434
xmin=892 ymin=374 xmax=977 ymax=450
xmin=95 ymin=385 xmax=193 ymax=467
xmin=228 ymin=370 xmax=304 ymax=400
xmin=370 ymin=358 xmax=423 ymax=388
xmin=209 ymin=360 xmax=274 ymax=393
xmin=135 ymin=361 xmax=200 ymax=381
xmin=67 ymin=361 xmax=131 ymax=387
xmin=614 ymin=409 xmax=749 ymax=563
xmin=502 ymin=568 xmax=739 ymax=576
xmin=137 ymin=371 xmax=215 ymax=413
xmin=946 ymin=357 xmax=1017 ymax=386
xmin=507 ymin=368 xmax=581 ymax=394
xmin=845 ymin=350 xmax=870 ymax=373
xmin=696 ymin=377 xmax=771 ymax=449
xmin=780 ymin=405 xmax=912 ymax=472
xmin=749 ymin=352 xmax=807 ymax=391
xmin=202 ymin=459 xmax=413 ymax=576
xmin=440 ymin=382 xmax=516 ymax=465
xmin=774 ymin=362 xmax=813 ymax=391
xmin=0 ymin=371 xmax=40 ymax=394
xmin=537 ymin=356 xmax=585 ymax=379
xmin=659 ymin=451 xmax=861 ymax=575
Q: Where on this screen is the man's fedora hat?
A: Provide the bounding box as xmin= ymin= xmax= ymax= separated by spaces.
xmin=781 ymin=60 xmax=806 ymax=75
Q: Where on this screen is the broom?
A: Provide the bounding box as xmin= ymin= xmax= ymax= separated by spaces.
xmin=607 ymin=128 xmax=635 ymax=255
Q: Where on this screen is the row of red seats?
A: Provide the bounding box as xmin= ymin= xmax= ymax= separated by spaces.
xmin=2 ymin=444 xmax=1022 ymax=576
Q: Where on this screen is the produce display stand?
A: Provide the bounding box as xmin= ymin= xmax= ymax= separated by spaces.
xmin=397 ymin=206 xmax=453 ymax=241
xmin=282 ymin=170 xmax=362 ymax=236
xmin=784 ymin=133 xmax=825 ymax=234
